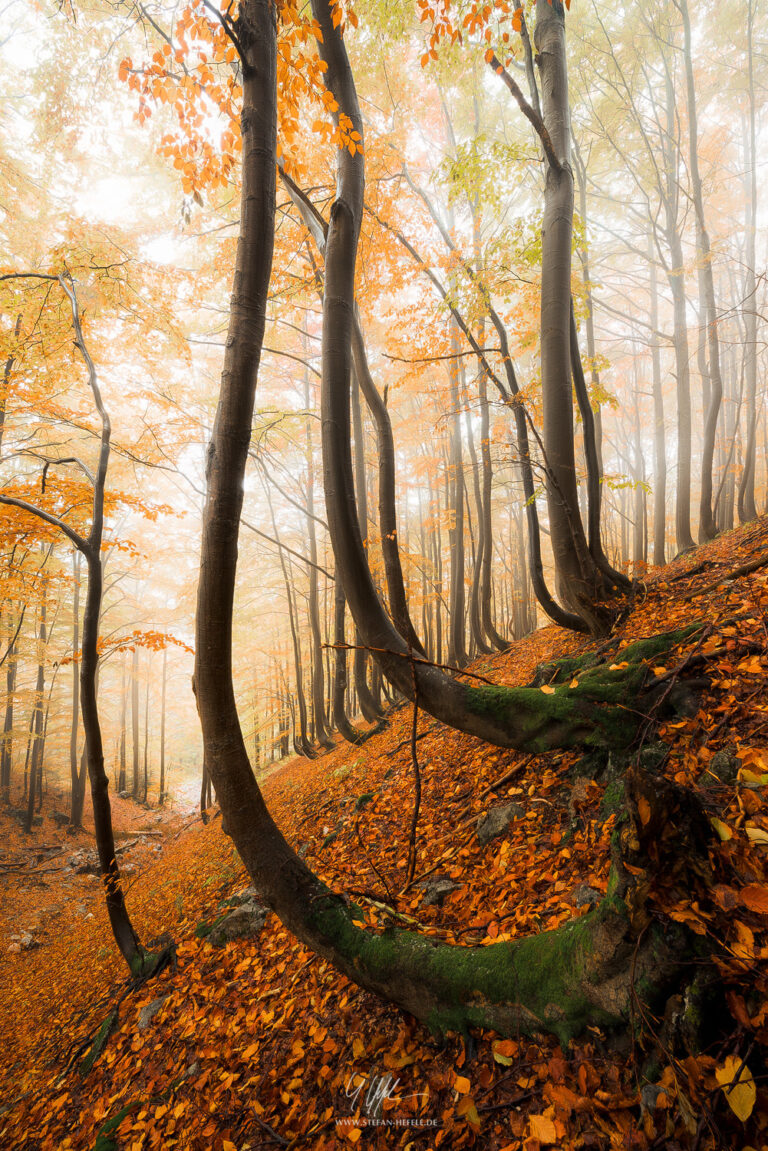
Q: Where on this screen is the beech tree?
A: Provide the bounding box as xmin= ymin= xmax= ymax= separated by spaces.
xmin=194 ymin=0 xmax=717 ymax=1043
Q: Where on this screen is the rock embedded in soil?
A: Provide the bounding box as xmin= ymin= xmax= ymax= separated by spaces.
xmin=476 ymin=802 xmax=525 ymax=846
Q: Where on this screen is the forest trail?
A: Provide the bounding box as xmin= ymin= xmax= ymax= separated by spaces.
xmin=2 ymin=518 xmax=768 ymax=1149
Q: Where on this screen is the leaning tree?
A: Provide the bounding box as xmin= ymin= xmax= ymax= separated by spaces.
xmin=194 ymin=0 xmax=718 ymax=1043
xmin=0 ymin=272 xmax=151 ymax=975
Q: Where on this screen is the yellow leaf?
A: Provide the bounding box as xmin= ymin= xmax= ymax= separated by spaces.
xmin=710 ymin=817 xmax=733 ymax=841
xmin=347 ymin=1130 xmax=362 ymax=1144
xmin=457 ymin=1096 xmax=481 ymax=1127
xmin=529 ymin=1113 xmax=558 ymax=1143
xmin=454 ymin=1075 xmax=471 ymax=1094
xmin=568 ymin=678 xmax=579 ymax=688
xmin=739 ymin=768 xmax=768 ymax=786
xmin=652 ymin=666 xmax=667 ymax=677
xmin=540 ymin=684 xmax=556 ymax=695
xmin=715 ymin=1056 xmax=756 ymax=1121
xmin=352 ymin=1036 xmax=365 ymax=1058
xmin=222 ymin=1142 xmax=238 ymax=1151
xmin=746 ymin=824 xmax=768 ymax=845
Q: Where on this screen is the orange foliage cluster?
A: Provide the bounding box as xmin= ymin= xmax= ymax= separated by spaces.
xmin=2 ymin=523 xmax=768 ymax=1149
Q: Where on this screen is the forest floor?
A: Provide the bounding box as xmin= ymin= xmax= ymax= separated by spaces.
xmin=2 ymin=521 xmax=768 ymax=1150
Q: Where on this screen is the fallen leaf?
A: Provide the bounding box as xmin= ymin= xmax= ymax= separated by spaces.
xmin=528 ymin=1113 xmax=558 ymax=1144
xmin=454 ymin=1075 xmax=471 ymax=1094
xmin=739 ymin=884 xmax=768 ymax=915
xmin=540 ymin=685 xmax=556 ymax=695
xmin=710 ymin=817 xmax=733 ymax=841
xmin=715 ymin=1056 xmax=756 ymax=1121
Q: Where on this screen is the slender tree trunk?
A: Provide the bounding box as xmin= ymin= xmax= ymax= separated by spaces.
xmin=143 ymin=674 xmax=150 ymax=801
xmin=304 ymin=354 xmax=333 ymax=748
xmin=649 ymin=246 xmax=667 ymax=566
xmin=535 ymin=0 xmax=608 ymax=633
xmin=159 ymin=646 xmax=167 ymax=805
xmin=118 ymin=652 xmax=126 ymax=793
xmin=447 ymin=333 xmax=468 ymax=667
xmin=25 ymin=594 xmax=46 ymax=833
xmin=1 ymin=622 xmax=16 ymax=802
xmin=677 ymin=0 xmax=722 ymax=542
xmin=131 ymin=645 xmax=140 ymax=799
xmin=350 ymin=366 xmax=383 ymax=721
xmin=661 ymin=70 xmax=695 ymax=554
xmin=738 ymin=2 xmax=758 ymax=523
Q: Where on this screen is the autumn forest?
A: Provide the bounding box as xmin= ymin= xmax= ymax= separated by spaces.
xmin=2 ymin=0 xmax=768 ymax=1146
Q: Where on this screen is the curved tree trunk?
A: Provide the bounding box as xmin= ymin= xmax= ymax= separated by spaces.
xmin=535 ymin=0 xmax=609 ymax=634
xmin=193 ymin=0 xmax=716 ymax=1049
xmin=738 ymin=0 xmax=758 ymax=524
xmin=569 ymin=302 xmax=631 ymax=593
xmin=350 ymin=315 xmax=425 ymax=656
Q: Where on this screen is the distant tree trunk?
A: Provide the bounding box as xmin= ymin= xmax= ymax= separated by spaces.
xmin=478 ymin=369 xmax=509 ymax=650
xmin=69 ymin=554 xmax=88 ymax=828
xmin=159 ymin=647 xmax=167 ymax=805
xmin=662 ymin=69 xmax=694 ymax=554
xmin=447 ymin=332 xmax=469 ymax=667
xmin=677 ymin=0 xmax=722 ymax=543
xmin=649 ymin=245 xmax=667 ymax=566
xmin=265 ymin=482 xmax=314 ymax=757
xmin=304 ymin=359 xmax=333 ymax=749
xmin=1 ymin=621 xmax=16 ymax=802
xmin=131 ymin=645 xmax=140 ymax=799
xmin=118 ymin=652 xmax=126 ymax=793
xmin=738 ymin=0 xmax=758 ymax=523
xmin=25 ymin=594 xmax=46 ymax=833
xmin=142 ymin=674 xmax=150 ymax=802
xmin=464 ymin=386 xmax=491 ymax=655
xmin=350 ymin=365 xmax=383 ymax=721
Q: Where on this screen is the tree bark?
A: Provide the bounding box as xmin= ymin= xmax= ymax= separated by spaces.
xmin=738 ymin=0 xmax=758 ymax=523
xmin=535 ymin=0 xmax=609 ymax=633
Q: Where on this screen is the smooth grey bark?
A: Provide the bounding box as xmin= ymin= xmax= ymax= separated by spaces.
xmin=131 ymin=645 xmax=140 ymax=798
xmin=304 ymin=355 xmax=333 ymax=748
xmin=447 ymin=329 xmax=469 ymax=667
xmin=118 ymin=652 xmax=126 ymax=793
xmin=69 ymin=550 xmax=87 ymax=827
xmin=1 ymin=617 xmax=17 ymax=801
xmin=350 ymin=366 xmax=383 ymax=721
xmin=535 ymin=0 xmax=609 ymax=633
xmin=159 ymin=646 xmax=167 ymax=804
xmin=649 ymin=245 xmax=667 ymax=566
xmin=660 ymin=67 xmax=694 ymax=554
xmin=25 ymin=593 xmax=46 ymax=833
xmin=738 ymin=0 xmax=758 ymax=523
xmin=677 ymin=0 xmax=722 ymax=543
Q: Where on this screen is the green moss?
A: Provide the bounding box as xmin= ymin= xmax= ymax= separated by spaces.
xmin=79 ymin=1007 xmax=119 ymax=1077
xmin=354 ymin=791 xmax=376 ymax=811
xmin=94 ymin=1103 xmax=140 ymax=1151
xmin=600 ymin=778 xmax=626 ymax=817
xmin=307 ymin=892 xmax=635 ymax=1046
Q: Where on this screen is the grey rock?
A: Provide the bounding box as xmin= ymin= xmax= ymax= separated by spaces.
xmin=476 ymin=802 xmax=524 ymax=846
xmin=418 ymin=876 xmax=460 ymax=907
xmin=571 ymin=884 xmax=602 ymax=908
xmin=640 ymin=1083 xmax=667 ymax=1114
xmin=208 ymin=903 xmax=268 ymax=946
xmin=138 ymin=996 xmax=167 ymax=1031
xmin=702 ymin=747 xmax=740 ymax=785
